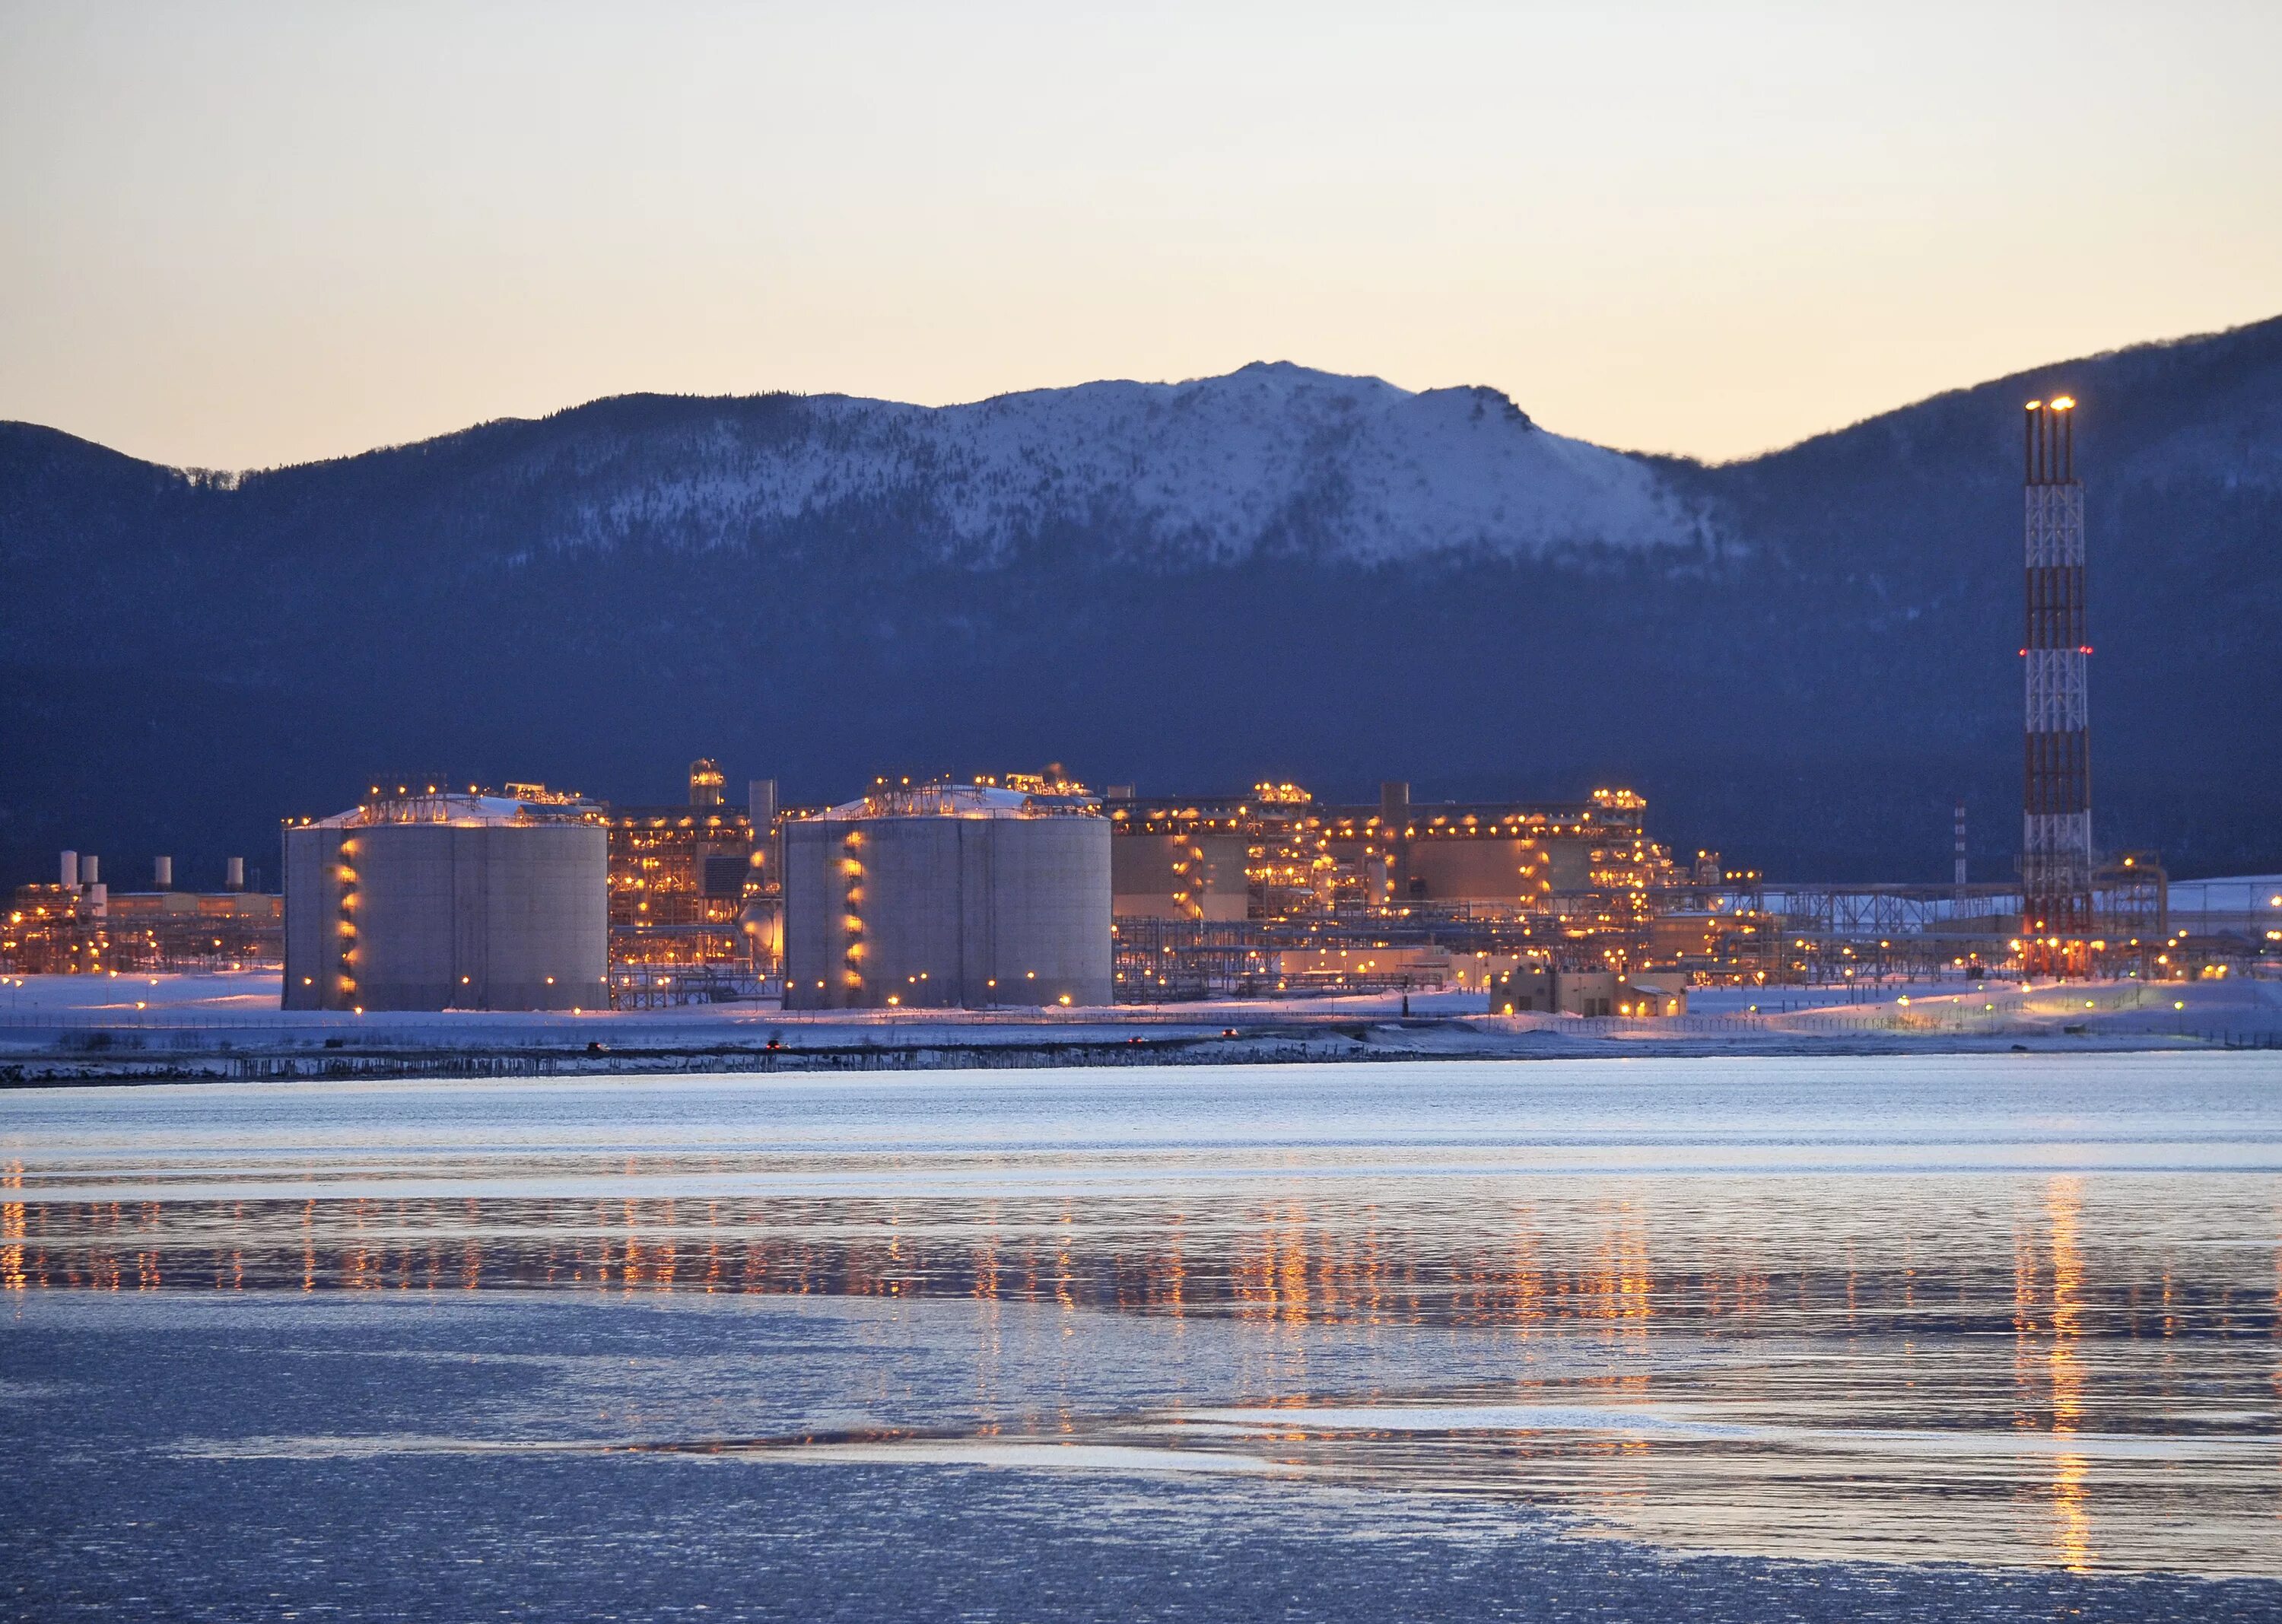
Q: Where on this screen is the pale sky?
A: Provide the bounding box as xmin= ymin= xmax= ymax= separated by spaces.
xmin=2 ymin=1 xmax=2277 ymax=470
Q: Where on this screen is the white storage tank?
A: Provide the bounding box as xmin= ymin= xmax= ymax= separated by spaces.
xmin=283 ymin=790 xmax=608 ymax=1012
xmin=784 ymin=780 xmax=1111 ymax=1010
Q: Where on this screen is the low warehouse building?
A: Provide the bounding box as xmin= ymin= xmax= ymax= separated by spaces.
xmin=283 ymin=788 xmax=608 ymax=1012
xmin=1489 ymin=965 xmax=1687 ymax=1017
xmin=784 ymin=780 xmax=1111 ymax=1010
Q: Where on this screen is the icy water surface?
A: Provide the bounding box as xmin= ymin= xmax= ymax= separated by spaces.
xmin=4 ymin=1053 xmax=2280 ymax=1621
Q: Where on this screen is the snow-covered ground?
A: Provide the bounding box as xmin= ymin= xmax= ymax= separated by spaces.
xmin=0 ymin=970 xmax=284 ymax=1017
xmin=0 ymin=971 xmax=1455 ymax=1024
xmin=1686 ymin=980 xmax=1994 ymax=1015
xmin=0 ymin=971 xmax=1473 ymax=1054
xmin=3 ymin=971 xmax=2275 ymax=1063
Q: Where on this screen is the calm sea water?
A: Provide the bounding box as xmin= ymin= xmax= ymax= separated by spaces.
xmin=4 ymin=1053 xmax=2279 ymax=1621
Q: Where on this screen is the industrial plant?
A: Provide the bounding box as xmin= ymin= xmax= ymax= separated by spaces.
xmin=8 ymin=755 xmax=2271 ymax=1015
xmin=1102 ymin=780 xmax=1705 ymax=1000
xmin=604 ymin=760 xmax=780 ymax=1006
xmin=5 ymin=395 xmax=2274 ymax=1011
xmin=1 ymin=852 xmax=277 ymax=976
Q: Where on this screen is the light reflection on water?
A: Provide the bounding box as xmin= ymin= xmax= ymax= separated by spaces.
xmin=2 ymin=1054 xmax=2279 ymax=1578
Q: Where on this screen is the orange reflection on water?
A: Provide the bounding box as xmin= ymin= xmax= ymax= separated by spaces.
xmin=0 ymin=1146 xmax=2272 ymax=1578
xmin=1162 ymin=1211 xmax=1185 ymax=1324
xmin=1232 ymin=1200 xmax=1311 ymax=1326
xmin=2045 ymin=1176 xmax=2093 ymax=1571
xmin=2012 ymin=1177 xmax=2096 ymax=1570
xmin=2 ymin=1159 xmax=24 ymax=1292
xmin=0 ymin=1182 xmax=2263 ymax=1361
xmin=971 ymin=1199 xmax=1003 ymax=1303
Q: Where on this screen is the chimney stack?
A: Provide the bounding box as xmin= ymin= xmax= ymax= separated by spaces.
xmin=2020 ymin=395 xmax=2092 ymax=968
xmin=155 ymin=855 xmax=173 ymax=889
xmin=225 ymin=856 xmax=245 ymax=891
xmin=60 ymin=850 xmax=78 ymax=888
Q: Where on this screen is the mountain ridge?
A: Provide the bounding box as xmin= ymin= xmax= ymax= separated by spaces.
xmin=3 ymin=317 xmax=2278 ymax=886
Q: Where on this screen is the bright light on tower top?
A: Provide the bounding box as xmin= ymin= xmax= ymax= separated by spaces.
xmin=2049 ymin=396 xmax=2076 ymax=410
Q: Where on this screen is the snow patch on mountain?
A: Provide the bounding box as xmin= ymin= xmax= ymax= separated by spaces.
xmin=566 ymin=361 xmax=1707 ymax=564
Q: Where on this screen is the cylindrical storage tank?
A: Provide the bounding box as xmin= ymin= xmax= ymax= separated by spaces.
xmin=784 ymin=784 xmax=1110 ymax=1010
xmin=154 ymin=855 xmax=173 ymax=889
xmin=60 ymin=850 xmax=78 ymax=888
xmin=225 ymin=856 xmax=245 ymax=891
xmin=284 ymin=799 xmax=607 ymax=1012
xmin=81 ymin=854 xmax=100 ymax=886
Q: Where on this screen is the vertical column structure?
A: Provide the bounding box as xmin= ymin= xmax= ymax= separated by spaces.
xmin=2021 ymin=396 xmax=2091 ymax=958
xmin=841 ymin=825 xmax=866 ymax=1003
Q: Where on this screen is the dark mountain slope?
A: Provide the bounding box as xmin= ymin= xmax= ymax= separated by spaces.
xmin=1680 ymin=314 xmax=2282 ymax=875
xmin=2 ymin=322 xmax=2276 ymax=889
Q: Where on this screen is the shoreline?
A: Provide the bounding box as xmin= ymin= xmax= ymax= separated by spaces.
xmin=4 ymin=970 xmax=2275 ymax=1086
xmin=5 ymin=1018 xmax=2271 ymax=1088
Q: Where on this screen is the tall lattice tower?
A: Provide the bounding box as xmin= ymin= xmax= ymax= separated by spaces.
xmin=2021 ymin=396 xmax=2091 ymax=969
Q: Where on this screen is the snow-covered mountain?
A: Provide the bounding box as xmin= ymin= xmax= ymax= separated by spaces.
xmin=488 ymin=361 xmax=1707 ymax=566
